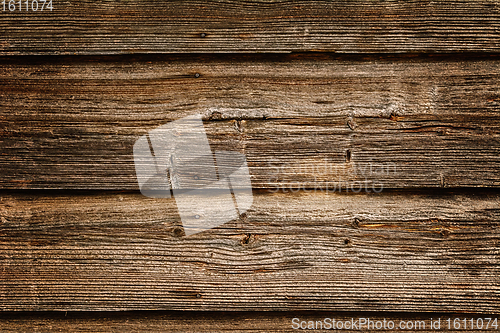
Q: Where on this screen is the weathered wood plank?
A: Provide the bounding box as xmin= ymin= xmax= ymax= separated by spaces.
xmin=1 ymin=55 xmax=499 ymax=189
xmin=0 ymin=311 xmax=498 ymax=332
xmin=1 ymin=1 xmax=500 ymax=55
xmin=0 ymin=189 xmax=499 ymax=312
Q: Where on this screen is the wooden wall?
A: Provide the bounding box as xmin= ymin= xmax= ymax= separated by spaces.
xmin=1 ymin=0 xmax=499 ymax=331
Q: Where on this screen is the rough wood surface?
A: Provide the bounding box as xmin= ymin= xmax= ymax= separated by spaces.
xmin=1 ymin=1 xmax=500 ymax=55
xmin=0 ymin=189 xmax=499 ymax=312
xmin=1 ymin=54 xmax=499 ymax=189
xmin=1 ymin=311 xmax=498 ymax=332
xmin=2 ymin=0 xmax=500 ymax=322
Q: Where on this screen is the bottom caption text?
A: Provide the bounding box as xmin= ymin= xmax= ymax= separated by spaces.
xmin=292 ymin=317 xmax=499 ymax=330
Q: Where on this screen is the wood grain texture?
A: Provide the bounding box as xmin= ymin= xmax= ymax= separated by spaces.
xmin=1 ymin=311 xmax=498 ymax=332
xmin=0 ymin=189 xmax=499 ymax=312
xmin=1 ymin=54 xmax=499 ymax=189
xmin=1 ymin=0 xmax=500 ymax=55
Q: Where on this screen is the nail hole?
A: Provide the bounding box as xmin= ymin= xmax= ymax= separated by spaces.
xmin=234 ymin=119 xmax=242 ymax=132
xmin=347 ymin=117 xmax=356 ymax=130
xmin=173 ymin=227 xmax=184 ymax=237
xmin=209 ymin=111 xmax=222 ymax=120
xmin=243 ymin=233 xmax=251 ymax=244
xmin=389 ymin=112 xmax=401 ymax=121
xmin=344 ymin=239 xmax=351 ymax=245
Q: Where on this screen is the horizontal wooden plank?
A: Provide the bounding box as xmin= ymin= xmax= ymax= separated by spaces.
xmin=0 ymin=189 xmax=499 ymax=312
xmin=1 ymin=311 xmax=498 ymax=332
xmin=1 ymin=0 xmax=500 ymax=55
xmin=1 ymin=54 xmax=499 ymax=189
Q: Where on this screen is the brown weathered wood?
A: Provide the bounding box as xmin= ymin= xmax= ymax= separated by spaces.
xmin=1 ymin=1 xmax=500 ymax=55
xmin=0 ymin=189 xmax=499 ymax=312
xmin=1 ymin=54 xmax=499 ymax=189
xmin=0 ymin=311 xmax=498 ymax=332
